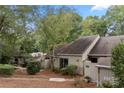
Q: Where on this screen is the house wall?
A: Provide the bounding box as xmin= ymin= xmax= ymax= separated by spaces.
xmin=53 ymin=57 xmax=60 ymax=68
xmin=98 ymin=57 xmax=111 ymax=66
xmin=85 ymin=57 xmax=112 ymax=83
xmin=97 ymin=57 xmax=113 ymax=85
xmin=98 ymin=68 xmax=113 ymax=85
xmin=41 ymin=59 xmax=50 ymax=69
xmin=53 ymin=55 xmax=83 ymax=75
xmin=84 ymin=60 xmax=98 ymax=82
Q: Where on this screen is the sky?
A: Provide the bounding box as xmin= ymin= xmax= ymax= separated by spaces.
xmin=71 ymin=5 xmax=111 ymax=18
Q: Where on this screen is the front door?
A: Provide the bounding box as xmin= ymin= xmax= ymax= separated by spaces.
xmin=60 ymin=58 xmax=68 ymax=68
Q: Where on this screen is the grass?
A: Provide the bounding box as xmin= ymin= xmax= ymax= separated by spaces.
xmin=0 ymin=64 xmax=15 ymax=69
xmin=0 ymin=64 xmax=16 ymax=75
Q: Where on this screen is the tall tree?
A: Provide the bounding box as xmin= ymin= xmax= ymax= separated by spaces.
xmin=0 ymin=5 xmax=41 ymax=63
xmin=35 ymin=6 xmax=82 ymax=52
xmin=105 ymin=5 xmax=124 ymax=35
xmin=81 ymin=16 xmax=108 ymax=36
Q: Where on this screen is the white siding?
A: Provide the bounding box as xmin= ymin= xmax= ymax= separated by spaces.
xmin=99 ymin=68 xmax=113 ymax=85
xmin=53 ymin=56 xmax=83 ymax=75
xmin=84 ymin=57 xmax=112 ymax=83
xmin=98 ymin=57 xmax=111 ymax=66
xmin=97 ymin=57 xmax=113 ymax=85
xmin=84 ymin=60 xmax=98 ymax=82
xmin=53 ymin=57 xmax=60 ymax=68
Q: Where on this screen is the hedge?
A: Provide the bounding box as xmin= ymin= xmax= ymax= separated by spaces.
xmin=0 ymin=64 xmax=15 ymax=75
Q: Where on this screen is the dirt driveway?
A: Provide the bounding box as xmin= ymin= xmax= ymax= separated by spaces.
xmin=0 ymin=69 xmax=96 ymax=88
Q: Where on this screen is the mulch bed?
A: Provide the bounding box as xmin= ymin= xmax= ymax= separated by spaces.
xmin=0 ymin=68 xmax=96 ymax=88
xmin=12 ymin=69 xmax=75 ymax=79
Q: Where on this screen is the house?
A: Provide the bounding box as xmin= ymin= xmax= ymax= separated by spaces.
xmin=53 ymin=35 xmax=100 ymax=75
xmin=52 ymin=35 xmax=124 ymax=85
xmin=88 ymin=36 xmax=124 ymax=85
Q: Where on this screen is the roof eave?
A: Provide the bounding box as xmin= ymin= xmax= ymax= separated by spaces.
xmin=57 ymin=53 xmax=82 ymax=57
xmin=88 ymin=54 xmax=112 ymax=57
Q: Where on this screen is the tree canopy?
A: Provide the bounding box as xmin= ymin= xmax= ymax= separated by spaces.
xmin=1 ymin=5 xmax=124 ymax=63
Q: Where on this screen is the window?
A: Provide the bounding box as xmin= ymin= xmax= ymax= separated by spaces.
xmin=89 ymin=57 xmax=97 ymax=63
xmin=60 ymin=58 xmax=68 ymax=68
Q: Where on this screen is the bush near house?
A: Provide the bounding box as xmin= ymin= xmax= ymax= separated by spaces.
xmin=0 ymin=64 xmax=15 ymax=75
xmin=101 ymin=80 xmax=113 ymax=88
xmin=112 ymin=43 xmax=124 ymax=87
xmin=66 ymin=65 xmax=77 ymax=76
xmin=26 ymin=61 xmax=41 ymax=75
xmin=61 ymin=65 xmax=77 ymax=76
xmin=61 ymin=68 xmax=68 ymax=75
xmin=52 ymin=67 xmax=61 ymax=73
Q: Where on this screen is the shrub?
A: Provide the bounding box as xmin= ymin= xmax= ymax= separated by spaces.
xmin=60 ymin=68 xmax=68 ymax=75
xmin=36 ymin=62 xmax=41 ymax=72
xmin=52 ymin=67 xmax=60 ymax=73
xmin=101 ymin=80 xmax=113 ymax=88
xmin=60 ymin=65 xmax=77 ymax=76
xmin=66 ymin=65 xmax=77 ymax=76
xmin=26 ymin=61 xmax=41 ymax=75
xmin=0 ymin=64 xmax=15 ymax=75
xmin=0 ymin=55 xmax=10 ymax=64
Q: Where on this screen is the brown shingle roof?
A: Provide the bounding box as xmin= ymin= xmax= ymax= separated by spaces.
xmin=47 ymin=44 xmax=68 ymax=57
xmin=89 ymin=35 xmax=124 ymax=57
xmin=56 ymin=36 xmax=98 ymax=55
xmin=54 ymin=44 xmax=68 ymax=55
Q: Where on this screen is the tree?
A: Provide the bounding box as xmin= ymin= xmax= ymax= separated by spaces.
xmin=105 ymin=5 xmax=124 ymax=35
xmin=112 ymin=43 xmax=124 ymax=87
xmin=0 ymin=6 xmax=41 ymax=63
xmin=81 ymin=16 xmax=95 ymax=36
xmin=81 ymin=16 xmax=108 ymax=36
xmin=36 ymin=6 xmax=82 ymax=52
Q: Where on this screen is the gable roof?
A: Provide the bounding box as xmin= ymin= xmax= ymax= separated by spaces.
xmin=54 ymin=44 xmax=68 ymax=56
xmin=55 ymin=36 xmax=98 ymax=56
xmin=89 ymin=35 xmax=124 ymax=57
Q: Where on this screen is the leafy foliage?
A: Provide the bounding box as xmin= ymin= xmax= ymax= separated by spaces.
xmin=81 ymin=16 xmax=108 ymax=36
xmin=1 ymin=5 xmax=124 ymax=65
xmin=0 ymin=6 xmax=41 ymax=64
xmin=26 ymin=62 xmax=41 ymax=75
xmin=52 ymin=67 xmax=61 ymax=73
xmin=101 ymin=80 xmax=113 ymax=88
xmin=60 ymin=65 xmax=77 ymax=76
xmin=0 ymin=64 xmax=15 ymax=75
xmin=36 ymin=8 xmax=82 ymax=52
xmin=112 ymin=43 xmax=124 ymax=87
xmin=105 ymin=5 xmax=124 ymax=35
